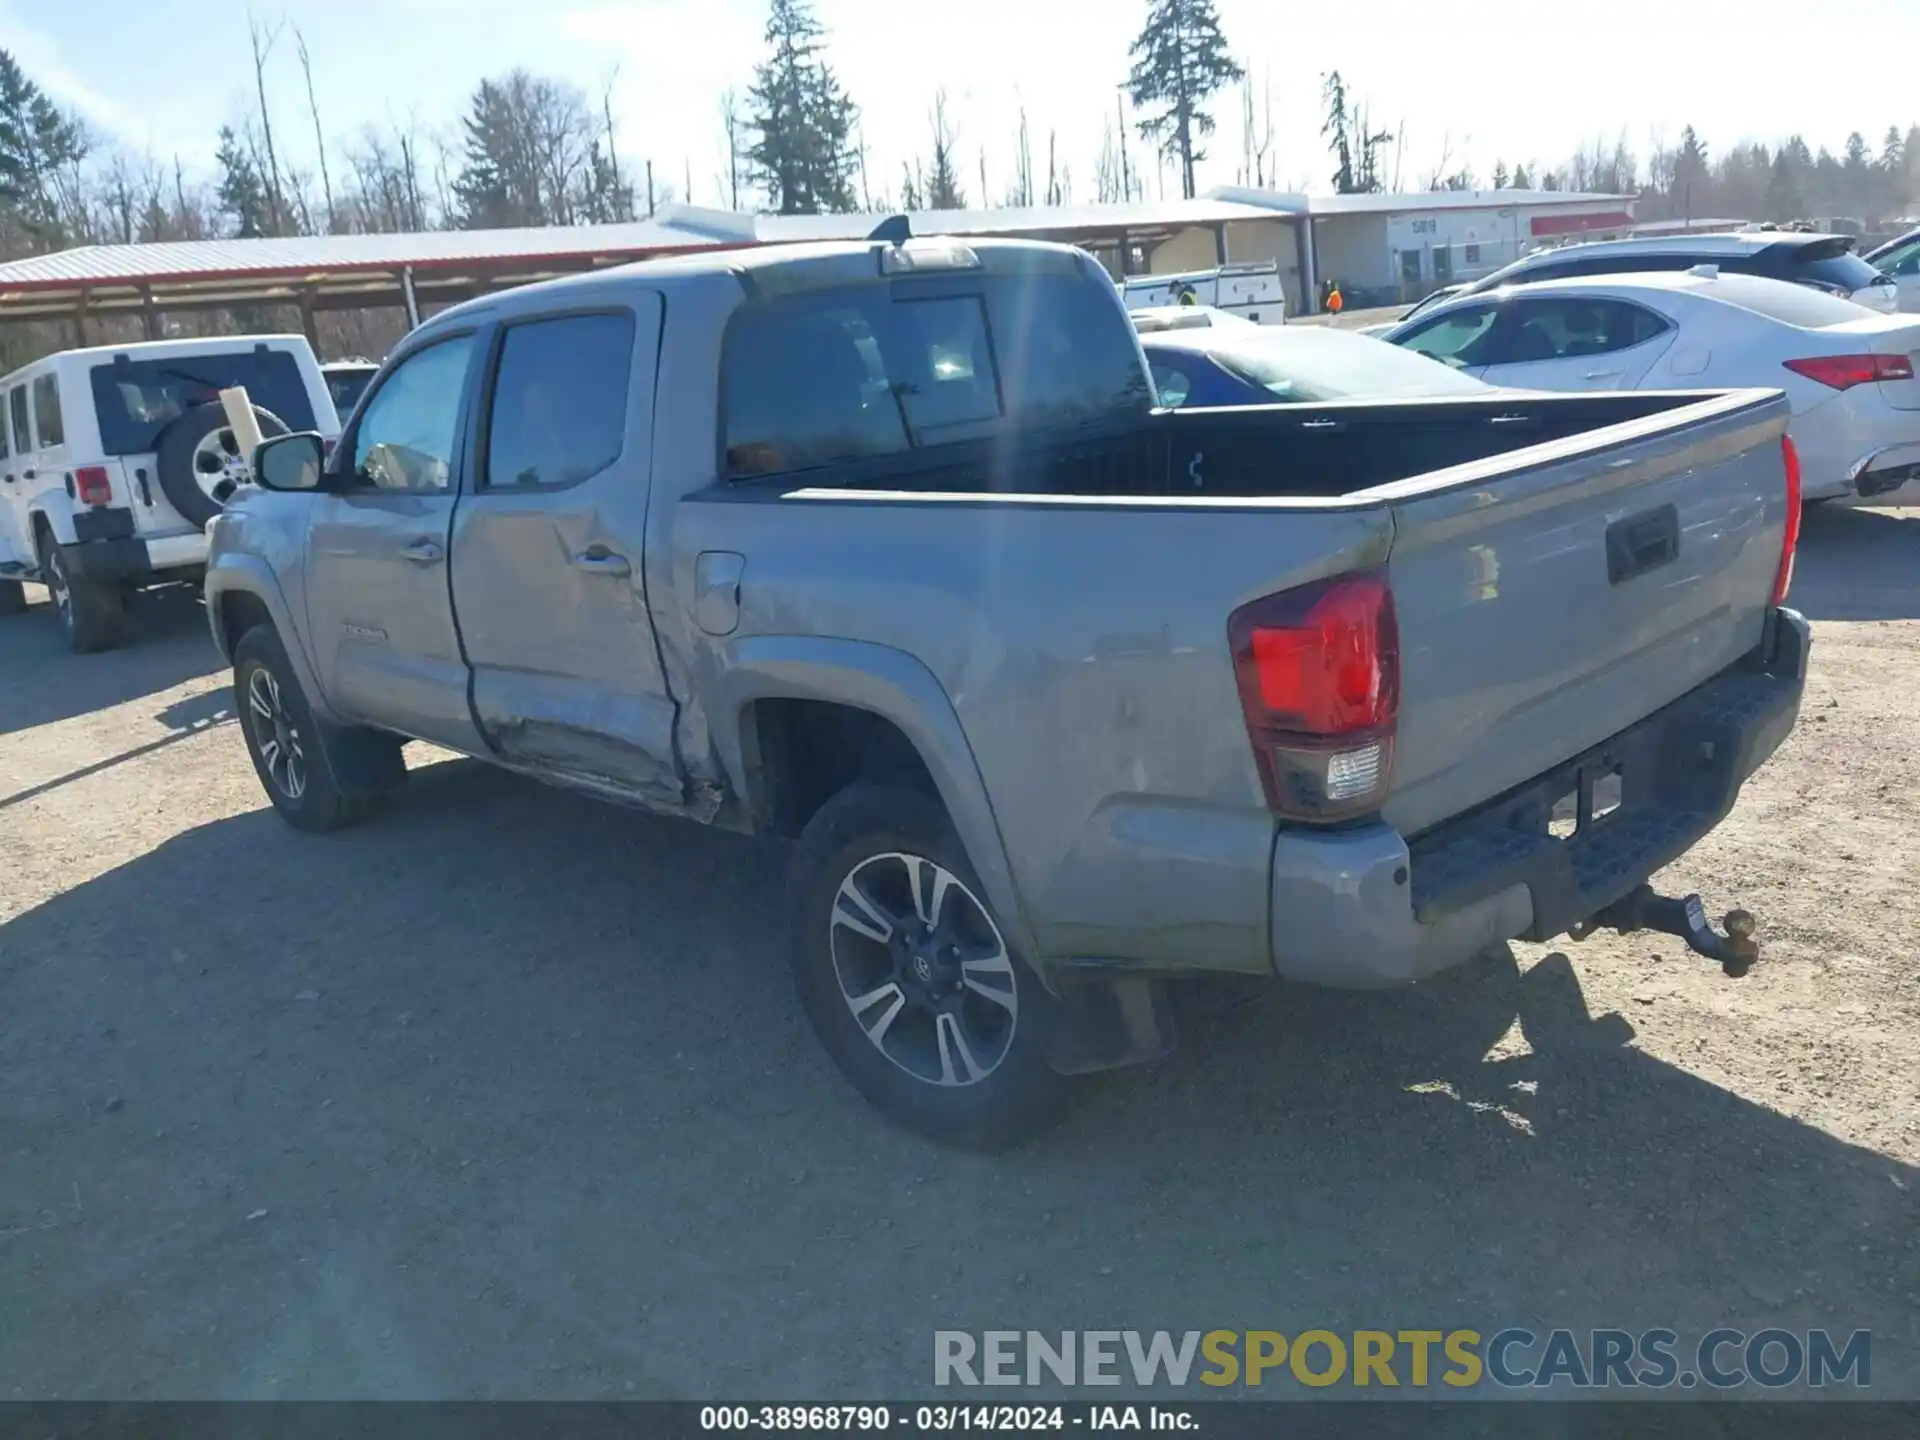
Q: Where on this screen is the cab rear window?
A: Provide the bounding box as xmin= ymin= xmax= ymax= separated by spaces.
xmin=722 ymin=272 xmax=1153 ymax=479
xmin=90 ymin=349 xmax=318 ymax=455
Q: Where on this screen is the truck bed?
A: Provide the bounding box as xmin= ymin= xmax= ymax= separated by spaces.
xmin=679 ymin=386 xmax=1794 ymax=973
xmin=788 ymin=390 xmax=1718 ymax=501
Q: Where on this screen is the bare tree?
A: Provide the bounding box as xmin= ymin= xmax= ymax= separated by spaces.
xmin=1094 ymin=120 xmax=1124 ymax=203
xmin=294 ymin=28 xmax=334 ymax=230
xmin=248 ymin=15 xmax=288 ymax=232
xmin=1239 ymin=72 xmax=1274 ymax=188
xmin=720 ymin=89 xmax=743 ymax=210
xmin=925 ymin=91 xmax=964 ymax=209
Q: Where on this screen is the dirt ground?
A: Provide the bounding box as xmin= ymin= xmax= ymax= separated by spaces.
xmin=1 ymin=508 xmax=1916 ymax=1405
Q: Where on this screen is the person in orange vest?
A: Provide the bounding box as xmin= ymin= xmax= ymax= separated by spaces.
xmin=1326 ymin=280 xmax=1345 ymax=315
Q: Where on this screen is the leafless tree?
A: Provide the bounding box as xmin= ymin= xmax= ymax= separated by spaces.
xmin=720 ymin=89 xmax=743 ymax=210
xmin=248 ymin=15 xmax=288 ymax=233
xmin=294 ymin=28 xmax=334 ymax=230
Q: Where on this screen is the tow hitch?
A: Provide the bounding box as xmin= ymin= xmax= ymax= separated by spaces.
xmin=1567 ymin=885 xmax=1760 ymax=977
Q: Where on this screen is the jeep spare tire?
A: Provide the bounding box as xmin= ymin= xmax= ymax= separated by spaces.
xmin=154 ymin=401 xmax=289 ymax=529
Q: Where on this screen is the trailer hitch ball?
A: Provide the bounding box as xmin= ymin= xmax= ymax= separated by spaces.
xmin=1565 ymin=886 xmax=1760 ymax=977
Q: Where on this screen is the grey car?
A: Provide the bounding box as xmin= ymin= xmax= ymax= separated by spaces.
xmin=207 ymin=234 xmax=1807 ymax=1148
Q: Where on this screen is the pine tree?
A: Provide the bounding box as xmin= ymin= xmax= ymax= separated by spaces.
xmin=0 ymin=49 xmax=86 ymax=244
xmin=1671 ymin=125 xmax=1710 ymax=217
xmin=215 ymin=126 xmax=271 ymax=238
xmin=1126 ymin=0 xmax=1242 ymax=199
xmin=1321 ymin=71 xmax=1354 ymax=194
xmin=1510 ymin=162 xmax=1531 ymax=190
xmin=1491 ymin=159 xmax=1510 ymax=190
xmin=746 ymin=0 xmax=859 ymax=215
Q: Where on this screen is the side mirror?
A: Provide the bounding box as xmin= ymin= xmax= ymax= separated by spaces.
xmin=254 ymin=432 xmax=326 ymax=492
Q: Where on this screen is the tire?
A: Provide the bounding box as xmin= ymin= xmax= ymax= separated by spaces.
xmin=0 ymin=579 xmax=25 ymax=617
xmin=233 ymin=625 xmax=399 ymax=832
xmin=154 ymin=401 xmax=289 ymax=529
xmin=788 ymin=784 xmax=1070 ymax=1150
xmin=38 ymin=537 xmax=125 ymax=653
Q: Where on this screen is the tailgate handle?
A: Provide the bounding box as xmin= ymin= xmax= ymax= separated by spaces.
xmin=1606 ymin=504 xmax=1680 ymax=585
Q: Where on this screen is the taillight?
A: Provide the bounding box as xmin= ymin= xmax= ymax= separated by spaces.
xmin=1774 ymin=434 xmax=1802 ymax=606
xmin=1782 ymin=353 xmax=1915 ymax=389
xmin=74 ymin=465 xmax=112 ymax=506
xmin=1228 ymin=570 xmax=1399 ymax=822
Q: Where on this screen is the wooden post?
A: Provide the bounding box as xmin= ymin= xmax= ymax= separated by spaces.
xmin=399 ymin=267 xmax=422 ymax=329
xmin=71 ymin=290 xmax=90 ymax=349
xmin=140 ymin=286 xmax=161 ymax=341
xmin=299 ymin=290 xmax=321 ymax=356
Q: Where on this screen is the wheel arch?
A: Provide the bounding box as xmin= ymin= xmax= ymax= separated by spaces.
xmin=714 ymin=635 xmax=1035 ymax=962
xmin=27 ymin=494 xmax=76 ymax=549
xmin=205 ymin=558 xmax=339 ymax=724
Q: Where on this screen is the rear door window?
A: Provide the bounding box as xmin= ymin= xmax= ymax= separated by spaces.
xmin=89 ymin=349 xmax=318 ymax=455
xmin=483 ymin=312 xmax=636 ymax=488
xmin=1494 ymin=298 xmax=1670 ymax=363
xmin=723 ymin=271 xmax=1151 ymax=478
xmin=32 ymin=374 xmax=63 ymax=447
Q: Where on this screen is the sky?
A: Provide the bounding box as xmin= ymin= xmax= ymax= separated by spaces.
xmin=8 ymin=0 xmax=1920 ymax=214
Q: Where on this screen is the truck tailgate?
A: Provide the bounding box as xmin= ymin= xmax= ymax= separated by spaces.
xmin=1377 ymin=389 xmax=1792 ymax=838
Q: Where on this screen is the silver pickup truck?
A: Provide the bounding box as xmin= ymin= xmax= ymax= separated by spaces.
xmin=206 ymin=233 xmax=1808 ymax=1149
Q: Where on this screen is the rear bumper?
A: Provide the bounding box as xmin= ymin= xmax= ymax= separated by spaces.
xmin=1268 ymin=607 xmax=1809 ymax=989
xmin=62 ymin=519 xmax=207 ymax=582
xmin=1847 ymin=441 xmax=1920 ymax=499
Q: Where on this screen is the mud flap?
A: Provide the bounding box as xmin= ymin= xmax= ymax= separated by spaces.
xmin=1045 ymin=975 xmax=1178 ymax=1075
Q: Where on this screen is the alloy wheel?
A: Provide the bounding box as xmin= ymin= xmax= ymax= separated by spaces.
xmin=828 ymin=851 xmax=1018 ymax=1088
xmin=245 ymin=664 xmax=308 ymax=801
xmin=192 ymin=426 xmax=253 ymax=506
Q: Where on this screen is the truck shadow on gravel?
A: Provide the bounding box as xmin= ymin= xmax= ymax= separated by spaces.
xmin=0 ymin=584 xmax=221 ymax=738
xmin=1 ymin=758 xmax=1914 ymax=1401
xmin=1792 ymin=505 xmax=1920 ymax=622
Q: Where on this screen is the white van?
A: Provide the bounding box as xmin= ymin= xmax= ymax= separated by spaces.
xmin=1120 ymin=262 xmax=1288 ymax=326
xmin=0 ymin=335 xmax=339 ymax=651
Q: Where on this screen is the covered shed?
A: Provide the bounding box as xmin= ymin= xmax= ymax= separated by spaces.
xmin=0 ymin=210 xmax=758 ymax=350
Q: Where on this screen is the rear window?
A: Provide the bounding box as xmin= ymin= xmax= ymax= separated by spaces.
xmin=1787 ymin=248 xmax=1886 ymax=292
xmin=89 ymin=349 xmax=318 ymax=455
xmin=723 ymin=273 xmax=1152 ymax=479
xmin=1706 ymin=275 xmax=1869 ymax=328
xmin=325 ymin=368 xmax=376 ymax=418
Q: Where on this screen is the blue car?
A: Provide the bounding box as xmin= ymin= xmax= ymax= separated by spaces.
xmin=1139 ymin=323 xmax=1500 ymax=409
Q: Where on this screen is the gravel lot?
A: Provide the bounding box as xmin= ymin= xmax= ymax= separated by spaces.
xmin=1 ymin=507 xmax=1917 ymax=1404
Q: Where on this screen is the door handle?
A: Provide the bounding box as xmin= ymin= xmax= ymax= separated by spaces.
xmin=1584 ymin=369 xmax=1625 ymax=382
xmin=400 ymin=538 xmax=444 ymax=564
xmin=572 ymin=547 xmax=632 ymax=578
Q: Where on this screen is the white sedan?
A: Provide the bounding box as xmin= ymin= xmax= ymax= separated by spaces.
xmin=1384 ymin=269 xmax=1920 ymax=501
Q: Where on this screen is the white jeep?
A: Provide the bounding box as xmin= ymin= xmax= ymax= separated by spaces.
xmin=0 ymin=335 xmax=339 ymax=651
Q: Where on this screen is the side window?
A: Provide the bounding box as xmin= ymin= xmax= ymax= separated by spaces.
xmin=32 ymin=374 xmax=63 ymax=447
xmin=10 ymin=385 xmax=32 ymax=452
xmin=347 ymin=335 xmax=476 ymax=492
xmin=0 ymin=391 xmax=11 ymax=460
xmin=1875 ymin=240 xmax=1920 ymax=277
xmin=484 ymin=312 xmax=636 ymax=489
xmin=32 ymin=374 xmax=63 ymax=449
xmin=1395 ymin=305 xmax=1503 ymax=368
xmin=1500 ymin=299 xmax=1670 ymax=364
xmin=1148 ymin=359 xmax=1194 ymax=408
